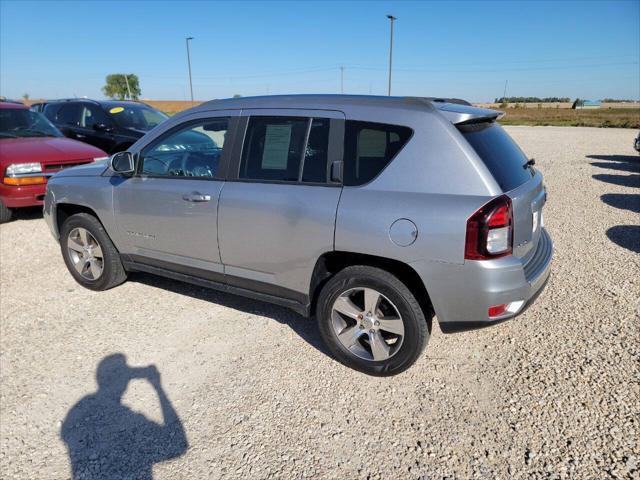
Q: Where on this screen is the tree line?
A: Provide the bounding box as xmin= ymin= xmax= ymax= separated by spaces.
xmin=494 ymin=97 xmax=571 ymax=103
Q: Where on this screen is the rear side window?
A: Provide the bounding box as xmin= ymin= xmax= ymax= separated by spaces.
xmin=56 ymin=104 xmax=82 ymax=126
xmin=240 ymin=116 xmax=331 ymax=183
xmin=343 ymin=121 xmax=412 ymax=186
xmin=459 ymin=122 xmax=534 ymax=192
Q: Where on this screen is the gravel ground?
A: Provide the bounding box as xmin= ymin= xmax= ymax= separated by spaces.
xmin=1 ymin=126 xmax=638 ymax=479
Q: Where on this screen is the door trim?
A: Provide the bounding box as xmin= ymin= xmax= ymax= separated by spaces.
xmin=122 ymin=254 xmax=311 ymax=317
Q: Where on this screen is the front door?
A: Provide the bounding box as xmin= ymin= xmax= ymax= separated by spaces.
xmin=218 ymin=110 xmax=345 ymax=300
xmin=75 ymin=103 xmax=115 ymax=153
xmin=113 ymin=113 xmax=236 ymax=277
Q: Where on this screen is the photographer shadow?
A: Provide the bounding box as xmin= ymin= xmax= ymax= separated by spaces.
xmin=129 ymin=271 xmax=332 ymax=357
xmin=61 ymin=354 xmax=187 ymax=480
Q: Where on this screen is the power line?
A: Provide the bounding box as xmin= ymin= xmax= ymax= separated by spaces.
xmin=347 ymin=61 xmax=639 ymax=74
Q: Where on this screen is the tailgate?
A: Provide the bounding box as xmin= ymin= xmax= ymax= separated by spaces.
xmin=507 ymin=172 xmax=546 ymax=262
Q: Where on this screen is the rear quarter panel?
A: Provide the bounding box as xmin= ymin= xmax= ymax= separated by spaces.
xmin=335 ymin=108 xmax=498 ymax=266
xmin=335 ymin=108 xmax=502 ymax=323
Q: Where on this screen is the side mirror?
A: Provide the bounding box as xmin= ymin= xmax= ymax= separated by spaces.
xmin=93 ymin=123 xmax=114 ymax=133
xmin=109 ymin=152 xmax=135 ymax=175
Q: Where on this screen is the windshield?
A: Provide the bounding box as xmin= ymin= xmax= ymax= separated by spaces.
xmin=108 ymin=105 xmax=168 ymax=131
xmin=0 ymin=108 xmax=63 ymax=138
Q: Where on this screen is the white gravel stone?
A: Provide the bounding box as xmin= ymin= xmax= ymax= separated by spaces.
xmin=0 ymin=126 xmax=638 ymax=479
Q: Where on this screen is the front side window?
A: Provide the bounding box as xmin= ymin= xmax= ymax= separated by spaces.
xmin=343 ymin=121 xmax=412 ymax=186
xmin=140 ymin=118 xmax=229 ymax=178
xmin=239 ymin=116 xmax=331 ymax=183
xmin=79 ymin=105 xmax=111 ymax=128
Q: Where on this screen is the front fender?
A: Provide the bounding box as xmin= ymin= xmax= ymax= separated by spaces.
xmin=44 ymin=176 xmax=121 ymax=249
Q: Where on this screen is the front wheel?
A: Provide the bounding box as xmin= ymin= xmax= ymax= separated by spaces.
xmin=0 ymin=200 xmax=13 ymax=223
xmin=316 ymin=266 xmax=430 ymax=376
xmin=60 ymin=213 xmax=127 ymax=291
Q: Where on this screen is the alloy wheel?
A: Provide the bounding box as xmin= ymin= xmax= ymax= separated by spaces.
xmin=331 ymin=287 xmax=405 ymax=361
xmin=67 ymin=227 xmax=104 ymax=280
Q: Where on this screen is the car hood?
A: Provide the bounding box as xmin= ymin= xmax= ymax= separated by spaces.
xmin=0 ymin=137 xmax=107 ymax=166
xmin=52 ymin=159 xmax=110 ymax=178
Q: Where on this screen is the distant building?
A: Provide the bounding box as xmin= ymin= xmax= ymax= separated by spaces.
xmin=572 ymin=99 xmax=601 ymax=109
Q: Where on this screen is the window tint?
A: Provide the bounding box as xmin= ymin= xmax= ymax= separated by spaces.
xmin=42 ymin=104 xmax=57 ymax=121
xmin=240 ymin=117 xmax=308 ymax=182
xmin=109 ymin=105 xmax=168 ymax=131
xmin=79 ymin=105 xmax=110 ymax=128
xmin=56 ymin=104 xmax=82 ymax=126
xmin=140 ymin=118 xmax=229 ymax=178
xmin=0 ymin=109 xmax=62 ymax=138
xmin=240 ymin=116 xmax=333 ymax=183
xmin=343 ymin=121 xmax=412 ymax=186
xmin=302 ymin=118 xmax=331 ymax=183
xmin=459 ymin=122 xmax=534 ymax=192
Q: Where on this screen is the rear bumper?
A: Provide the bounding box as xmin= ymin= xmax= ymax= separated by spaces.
xmin=0 ymin=182 xmax=47 ymax=208
xmin=411 ymin=228 xmax=553 ymax=333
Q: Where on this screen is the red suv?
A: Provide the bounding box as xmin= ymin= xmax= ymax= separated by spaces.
xmin=0 ymin=102 xmax=107 ymax=223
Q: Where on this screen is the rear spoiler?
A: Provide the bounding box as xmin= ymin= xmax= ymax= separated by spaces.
xmin=405 ymin=96 xmax=504 ymax=125
xmin=433 ymin=102 xmax=504 ymax=126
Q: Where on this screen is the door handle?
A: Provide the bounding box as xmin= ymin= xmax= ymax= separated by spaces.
xmin=182 ymin=192 xmax=211 ymax=202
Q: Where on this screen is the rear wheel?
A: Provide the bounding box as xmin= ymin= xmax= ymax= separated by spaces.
xmin=0 ymin=200 xmax=13 ymax=223
xmin=317 ymin=266 xmax=430 ymax=376
xmin=60 ymin=213 xmax=127 ymax=290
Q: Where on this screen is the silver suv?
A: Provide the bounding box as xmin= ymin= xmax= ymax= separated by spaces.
xmin=44 ymin=95 xmax=552 ymax=376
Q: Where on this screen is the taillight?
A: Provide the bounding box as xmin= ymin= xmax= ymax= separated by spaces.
xmin=465 ymin=195 xmax=513 ymax=260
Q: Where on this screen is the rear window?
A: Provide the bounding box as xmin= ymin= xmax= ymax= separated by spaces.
xmin=459 ymin=122 xmax=534 ymax=192
xmin=344 ymin=121 xmax=412 ymax=186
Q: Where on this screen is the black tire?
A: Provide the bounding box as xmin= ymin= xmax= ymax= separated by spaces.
xmin=0 ymin=200 xmax=13 ymax=224
xmin=60 ymin=213 xmax=127 ymax=291
xmin=316 ymin=265 xmax=430 ymax=376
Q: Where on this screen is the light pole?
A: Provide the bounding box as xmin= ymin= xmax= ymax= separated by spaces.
xmin=386 ymin=15 xmax=396 ymax=96
xmin=124 ymin=74 xmax=132 ymax=99
xmin=185 ymin=37 xmax=194 ymax=103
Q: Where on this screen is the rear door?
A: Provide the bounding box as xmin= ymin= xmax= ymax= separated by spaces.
xmin=459 ymin=121 xmax=545 ymax=262
xmin=54 ymin=103 xmax=83 ymax=140
xmin=218 ymin=109 xmax=344 ymax=300
xmin=113 ymin=111 xmax=238 ymax=276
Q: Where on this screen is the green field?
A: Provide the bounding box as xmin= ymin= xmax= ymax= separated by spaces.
xmin=497 ymin=107 xmax=639 ymax=128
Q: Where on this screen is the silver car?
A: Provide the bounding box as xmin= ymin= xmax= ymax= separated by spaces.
xmin=44 ymin=95 xmax=552 ymax=376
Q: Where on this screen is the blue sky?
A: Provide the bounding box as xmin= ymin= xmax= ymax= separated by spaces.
xmin=1 ymin=0 xmax=638 ymax=102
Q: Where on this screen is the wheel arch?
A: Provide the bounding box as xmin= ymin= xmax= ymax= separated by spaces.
xmin=309 ymin=251 xmax=434 ymax=324
xmin=56 ymin=203 xmax=106 ymax=237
